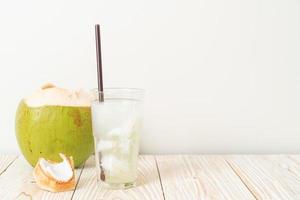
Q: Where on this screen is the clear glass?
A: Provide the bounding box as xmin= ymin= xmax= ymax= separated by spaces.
xmin=91 ymin=88 xmax=144 ymax=189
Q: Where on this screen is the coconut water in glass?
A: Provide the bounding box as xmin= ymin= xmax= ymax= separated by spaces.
xmin=91 ymin=88 xmax=144 ymax=189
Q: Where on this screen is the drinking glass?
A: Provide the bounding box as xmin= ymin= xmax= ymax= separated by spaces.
xmin=91 ymin=88 xmax=144 ymax=189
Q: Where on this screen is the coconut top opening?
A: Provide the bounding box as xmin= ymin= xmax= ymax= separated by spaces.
xmin=39 ymin=156 xmax=73 ymax=182
xmin=25 ymin=83 xmax=92 ymax=107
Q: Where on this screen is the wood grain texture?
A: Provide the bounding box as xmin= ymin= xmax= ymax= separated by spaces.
xmin=0 ymin=155 xmax=17 ymax=175
xmin=156 ymin=155 xmax=256 ymax=200
xmin=72 ymin=155 xmax=164 ymax=200
xmin=2 ymin=154 xmax=300 ymax=200
xmin=0 ymin=156 xmax=83 ymax=200
xmin=226 ymin=155 xmax=300 ymax=200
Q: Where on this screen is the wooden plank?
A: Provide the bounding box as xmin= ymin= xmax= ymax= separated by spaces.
xmin=289 ymin=155 xmax=300 ymax=165
xmin=226 ymin=155 xmax=300 ymax=200
xmin=0 ymin=155 xmax=17 ymax=175
xmin=156 ymin=155 xmax=256 ymax=200
xmin=72 ymin=155 xmax=164 ymax=200
xmin=0 ymin=156 xmax=84 ymax=200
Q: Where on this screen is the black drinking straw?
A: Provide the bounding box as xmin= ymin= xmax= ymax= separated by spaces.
xmin=95 ymin=24 xmax=104 ymax=102
xmin=95 ymin=24 xmax=105 ymax=181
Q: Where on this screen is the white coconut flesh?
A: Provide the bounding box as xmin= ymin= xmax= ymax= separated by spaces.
xmin=39 ymin=156 xmax=73 ymax=182
xmin=24 ymin=84 xmax=92 ymax=107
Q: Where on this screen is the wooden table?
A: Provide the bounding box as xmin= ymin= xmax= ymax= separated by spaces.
xmin=0 ymin=155 xmax=300 ymax=199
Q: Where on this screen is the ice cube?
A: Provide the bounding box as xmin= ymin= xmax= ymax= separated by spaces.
xmin=96 ymin=140 xmax=116 ymax=152
xmin=106 ymin=117 xmax=139 ymax=139
xmin=107 ymin=128 xmax=122 ymax=138
xmin=121 ymin=118 xmax=137 ymax=137
xmin=101 ymin=154 xmax=129 ymax=175
xmin=118 ymin=139 xmax=131 ymax=154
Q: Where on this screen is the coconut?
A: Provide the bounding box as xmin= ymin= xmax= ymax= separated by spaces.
xmin=15 ymin=84 xmax=94 ymax=168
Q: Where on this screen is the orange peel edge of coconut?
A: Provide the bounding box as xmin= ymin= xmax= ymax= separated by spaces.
xmin=33 ymin=153 xmax=76 ymax=192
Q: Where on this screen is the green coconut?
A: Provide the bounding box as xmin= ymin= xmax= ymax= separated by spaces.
xmin=15 ymin=84 xmax=94 ymax=168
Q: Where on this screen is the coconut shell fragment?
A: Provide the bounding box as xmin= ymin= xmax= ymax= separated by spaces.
xmin=33 ymin=153 xmax=76 ymax=192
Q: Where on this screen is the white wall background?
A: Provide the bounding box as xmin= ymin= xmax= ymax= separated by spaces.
xmin=0 ymin=0 xmax=300 ymax=154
